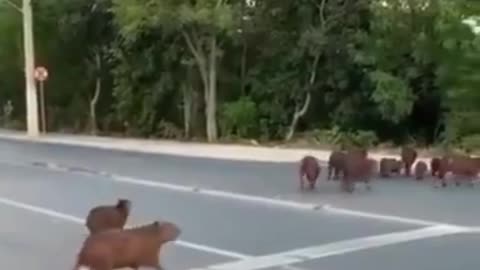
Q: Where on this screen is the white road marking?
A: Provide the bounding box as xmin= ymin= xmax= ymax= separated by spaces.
xmin=198 ymin=225 xmax=471 ymax=270
xmin=20 ymin=160 xmax=471 ymax=229
xmin=0 ymin=196 xmax=250 ymax=260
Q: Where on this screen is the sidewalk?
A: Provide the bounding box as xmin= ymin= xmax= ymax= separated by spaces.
xmin=0 ymin=130 xmax=432 ymax=164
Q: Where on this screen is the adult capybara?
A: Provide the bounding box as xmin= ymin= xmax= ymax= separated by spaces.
xmin=328 ymin=150 xmax=346 ymax=181
xmin=379 ymin=158 xmax=402 ymax=178
xmin=341 ymin=152 xmax=373 ymax=193
xmin=85 ymin=199 xmax=131 ymax=234
xmin=414 ymin=161 xmax=428 ymax=180
xmin=430 ymin=157 xmax=441 ymax=176
xmin=73 ymin=221 xmax=181 ymax=270
xmin=401 ymin=146 xmax=417 ymax=177
xmin=446 ymin=155 xmax=480 ymax=187
xmin=299 ymin=155 xmax=321 ymax=190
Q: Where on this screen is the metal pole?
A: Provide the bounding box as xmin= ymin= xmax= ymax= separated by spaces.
xmin=22 ymin=0 xmax=39 ymax=136
xmin=39 ymin=81 xmax=46 ymax=133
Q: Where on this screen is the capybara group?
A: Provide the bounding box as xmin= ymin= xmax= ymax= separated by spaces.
xmin=299 ymin=155 xmax=321 ymax=190
xmin=85 ymin=199 xmax=131 ymax=234
xmin=73 ymin=221 xmax=181 ymax=270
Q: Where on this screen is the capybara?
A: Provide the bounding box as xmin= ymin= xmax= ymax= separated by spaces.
xmin=328 ymin=150 xmax=346 ymax=180
xmin=414 ymin=161 xmax=428 ymax=180
xmin=341 ymin=152 xmax=373 ymax=193
xmin=73 ymin=221 xmax=181 ymax=270
xmin=430 ymin=157 xmax=441 ymax=176
xmin=445 ymin=155 xmax=480 ymax=187
xmin=85 ymin=199 xmax=131 ymax=234
xmin=401 ymin=146 xmax=417 ymax=176
xmin=299 ymin=155 xmax=321 ymax=190
xmin=379 ymin=158 xmax=402 ymax=178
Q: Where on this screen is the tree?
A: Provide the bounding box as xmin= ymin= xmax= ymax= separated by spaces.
xmin=112 ymin=0 xmax=236 ymax=142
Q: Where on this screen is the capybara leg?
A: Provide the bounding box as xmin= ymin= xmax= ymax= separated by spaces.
xmin=327 ymin=166 xmax=332 ymax=181
xmin=404 ymin=163 xmax=411 ymax=177
xmin=299 ymin=173 xmax=305 ymax=190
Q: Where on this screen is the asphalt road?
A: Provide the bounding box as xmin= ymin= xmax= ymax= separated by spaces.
xmin=0 ymin=138 xmax=478 ymax=269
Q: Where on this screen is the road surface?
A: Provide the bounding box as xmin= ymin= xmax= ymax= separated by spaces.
xmin=0 ymin=138 xmax=477 ymax=269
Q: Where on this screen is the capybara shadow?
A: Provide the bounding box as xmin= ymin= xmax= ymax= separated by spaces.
xmin=299 ymin=155 xmax=321 ymax=190
xmin=73 ymin=221 xmax=181 ymax=270
xmin=85 ymin=199 xmax=131 ymax=234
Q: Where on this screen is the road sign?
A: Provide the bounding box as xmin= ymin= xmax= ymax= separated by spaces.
xmin=34 ymin=66 xmax=48 ymax=81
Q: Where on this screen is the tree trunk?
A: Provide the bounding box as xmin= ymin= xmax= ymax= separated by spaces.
xmin=89 ymin=51 xmax=101 ymax=135
xmin=181 ymin=30 xmax=218 ymax=142
xmin=182 ymin=83 xmax=192 ymax=139
xmin=284 ymin=53 xmax=320 ymax=142
xmin=205 ymin=36 xmax=218 ymax=142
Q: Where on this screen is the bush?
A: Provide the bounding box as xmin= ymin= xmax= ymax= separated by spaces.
xmin=314 ymin=126 xmax=378 ymax=148
xmin=220 ymin=96 xmax=258 ymax=138
xmin=459 ymin=134 xmax=480 ymax=152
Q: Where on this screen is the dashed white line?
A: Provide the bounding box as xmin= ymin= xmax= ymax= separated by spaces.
xmin=3 ymin=160 xmax=472 ymax=229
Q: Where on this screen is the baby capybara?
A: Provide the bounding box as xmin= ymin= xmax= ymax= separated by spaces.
xmin=328 ymin=150 xmax=346 ymax=181
xmin=299 ymin=155 xmax=321 ymax=190
xmin=414 ymin=161 xmax=428 ymax=180
xmin=401 ymin=146 xmax=417 ymax=177
xmin=430 ymin=157 xmax=441 ymax=176
xmin=379 ymin=158 xmax=402 ymax=178
xmin=73 ymin=221 xmax=181 ymax=270
xmin=85 ymin=199 xmax=131 ymax=234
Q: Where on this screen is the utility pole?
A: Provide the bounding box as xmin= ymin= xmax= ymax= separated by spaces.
xmin=22 ymin=0 xmax=39 ymax=136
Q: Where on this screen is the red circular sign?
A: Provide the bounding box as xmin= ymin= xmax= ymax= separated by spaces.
xmin=34 ymin=66 xmax=48 ymax=81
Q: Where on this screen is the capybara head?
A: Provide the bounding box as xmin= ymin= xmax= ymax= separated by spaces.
xmin=153 ymin=221 xmax=181 ymax=243
xmin=116 ymin=199 xmax=131 ymax=212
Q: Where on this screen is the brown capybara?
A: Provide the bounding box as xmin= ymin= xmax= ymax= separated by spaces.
xmin=430 ymin=157 xmax=441 ymax=176
xmin=85 ymin=199 xmax=131 ymax=234
xmin=341 ymin=152 xmax=373 ymax=193
xmin=73 ymin=221 xmax=181 ymax=270
xmin=328 ymin=150 xmax=346 ymax=181
xmin=299 ymin=155 xmax=321 ymax=190
xmin=445 ymin=155 xmax=480 ymax=187
xmin=401 ymin=146 xmax=417 ymax=177
xmin=379 ymin=158 xmax=402 ymax=178
xmin=414 ymin=161 xmax=428 ymax=180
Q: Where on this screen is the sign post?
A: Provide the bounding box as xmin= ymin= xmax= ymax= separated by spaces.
xmin=34 ymin=66 xmax=48 ymax=133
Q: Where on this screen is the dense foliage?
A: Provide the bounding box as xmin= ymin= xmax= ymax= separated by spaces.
xmin=1 ymin=0 xmax=480 ymax=149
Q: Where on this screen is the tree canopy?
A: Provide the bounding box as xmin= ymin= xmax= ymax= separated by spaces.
xmin=1 ymin=0 xmax=480 ymax=149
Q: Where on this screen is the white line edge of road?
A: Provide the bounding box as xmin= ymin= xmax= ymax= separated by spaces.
xmin=6 ymin=159 xmax=468 ymax=230
xmin=0 ymin=196 xmax=250 ymax=260
xmin=194 ymin=225 xmax=471 ymax=270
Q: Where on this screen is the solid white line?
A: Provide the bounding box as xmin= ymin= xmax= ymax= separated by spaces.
xmin=0 ymin=196 xmax=250 ymax=260
xmin=200 ymin=225 xmax=470 ymax=270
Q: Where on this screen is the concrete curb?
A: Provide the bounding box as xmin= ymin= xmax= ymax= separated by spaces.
xmin=0 ymin=131 xmax=433 ymax=165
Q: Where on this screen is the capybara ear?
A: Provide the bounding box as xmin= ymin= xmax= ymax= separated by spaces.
xmin=159 ymin=222 xmax=181 ymax=243
xmin=117 ymin=199 xmax=131 ymax=209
